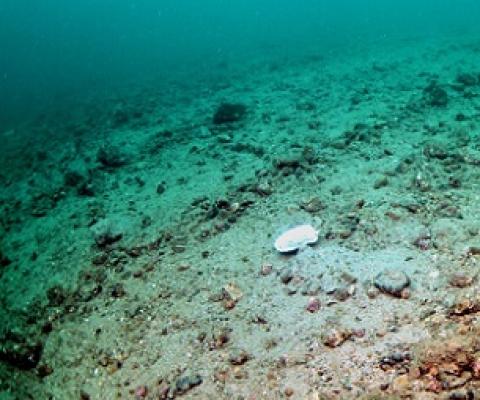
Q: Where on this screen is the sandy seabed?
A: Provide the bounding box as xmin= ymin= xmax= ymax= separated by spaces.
xmin=2 ymin=33 xmax=480 ymax=399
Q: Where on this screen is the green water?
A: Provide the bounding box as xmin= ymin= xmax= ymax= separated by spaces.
xmin=1 ymin=0 xmax=479 ymax=128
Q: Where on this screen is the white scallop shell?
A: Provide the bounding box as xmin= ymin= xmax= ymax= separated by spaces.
xmin=274 ymin=224 xmax=318 ymax=253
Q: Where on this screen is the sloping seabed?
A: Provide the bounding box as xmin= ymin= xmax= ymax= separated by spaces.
xmin=2 ymin=34 xmax=480 ymax=399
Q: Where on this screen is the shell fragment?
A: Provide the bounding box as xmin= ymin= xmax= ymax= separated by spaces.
xmin=274 ymin=224 xmax=318 ymax=253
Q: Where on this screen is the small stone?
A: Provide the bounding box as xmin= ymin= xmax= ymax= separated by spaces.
xmin=449 ymin=273 xmax=474 ymax=288
xmin=322 ymin=328 xmax=352 ymax=348
xmin=96 ymin=146 xmax=128 ymax=168
xmin=211 ymin=328 xmax=230 ymax=349
xmin=156 ymin=183 xmax=166 ymax=194
xmin=256 ymin=181 xmax=273 ymax=196
xmin=228 ymin=348 xmax=251 ymax=365
xmin=37 ymin=364 xmax=53 ymax=378
xmin=413 ymin=235 xmax=431 ymax=250
xmin=374 ymin=269 xmax=410 ymax=297
xmin=232 ymin=365 xmax=248 ymax=379
xmin=155 ymin=384 xmax=170 ymax=399
xmin=284 ymin=387 xmax=294 ymax=397
xmin=300 ymin=197 xmax=325 ymax=213
xmin=177 ymin=264 xmax=190 ymax=271
xmin=374 ymin=176 xmax=389 ymax=189
xmin=223 ymin=282 xmax=243 ymax=303
xmin=174 ymin=374 xmax=202 ymax=395
xmin=391 ymin=374 xmax=410 ymax=392
xmin=111 ymin=283 xmax=126 ymax=298
xmin=305 ymin=297 xmax=321 ymax=313
xmin=260 ymin=263 xmax=273 ymax=276
xmin=135 ymin=385 xmax=148 ymax=399
xmin=367 ymin=287 xmax=379 ymax=298
xmin=223 ymin=299 xmax=237 ymax=310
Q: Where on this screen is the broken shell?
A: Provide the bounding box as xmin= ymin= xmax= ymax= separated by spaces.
xmin=274 ymin=224 xmax=318 ymax=254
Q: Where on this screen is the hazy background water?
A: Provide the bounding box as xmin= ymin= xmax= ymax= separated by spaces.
xmin=1 ymin=0 xmax=479 ymax=130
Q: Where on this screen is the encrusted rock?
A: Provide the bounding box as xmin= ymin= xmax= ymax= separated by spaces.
xmin=96 ymin=145 xmax=128 ymax=168
xmin=174 ymin=374 xmax=202 ymax=395
xmin=423 ymin=81 xmax=448 ymax=107
xmin=91 ymin=219 xmax=123 ymax=247
xmin=374 ymin=269 xmax=410 ymax=297
xmin=456 ymin=72 xmax=478 ymax=87
xmin=450 ymin=273 xmax=474 ymax=288
xmin=213 ymin=103 xmax=246 ymax=125
xmin=322 ymin=328 xmax=352 ymax=348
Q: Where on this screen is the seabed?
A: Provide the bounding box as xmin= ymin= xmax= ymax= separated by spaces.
xmin=2 ymin=33 xmax=480 ymax=399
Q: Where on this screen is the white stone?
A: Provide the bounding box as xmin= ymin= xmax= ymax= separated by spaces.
xmin=274 ymin=224 xmax=318 ymax=253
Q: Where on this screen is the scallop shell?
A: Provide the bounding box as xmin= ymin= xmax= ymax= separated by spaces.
xmin=274 ymin=224 xmax=318 ymax=253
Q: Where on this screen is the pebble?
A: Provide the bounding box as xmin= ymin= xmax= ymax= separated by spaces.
xmin=449 ymin=273 xmax=474 ymax=288
xmin=260 ymin=263 xmax=273 ymax=276
xmin=300 ymin=197 xmax=325 ymax=213
xmin=223 ymin=282 xmax=243 ymax=303
xmin=111 ymin=283 xmax=126 ymax=298
xmin=373 ymin=176 xmax=389 ymax=189
xmin=256 ymin=181 xmax=273 ymax=196
xmin=228 ymin=348 xmax=251 ymax=365
xmin=156 ymin=183 xmax=166 ymax=194
xmin=305 ymin=297 xmax=321 ymax=313
xmin=322 ymin=328 xmax=352 ymax=348
xmin=391 ymin=374 xmax=410 ymax=392
xmin=134 ymin=385 xmax=148 ymax=399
